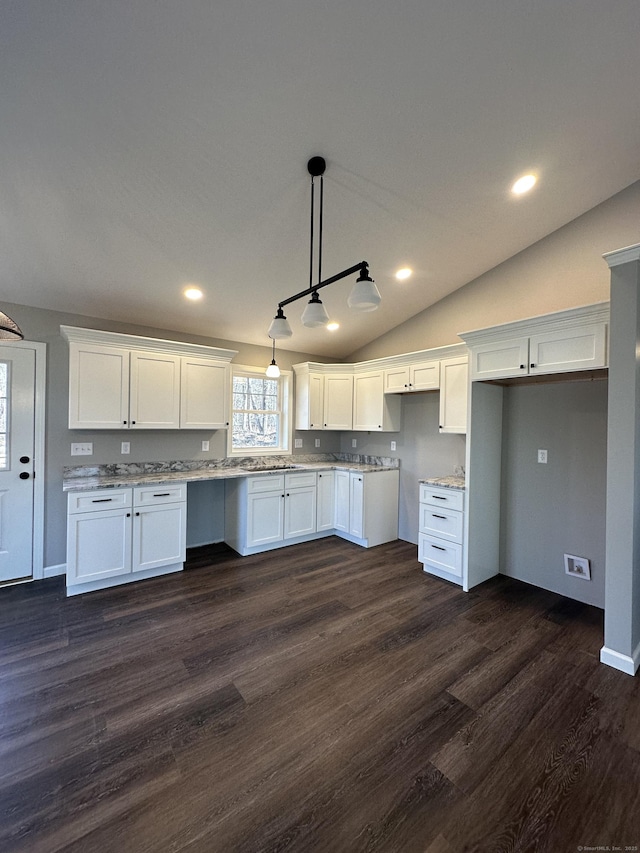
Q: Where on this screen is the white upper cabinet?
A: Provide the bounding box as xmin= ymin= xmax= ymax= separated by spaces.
xmin=180 ymin=357 xmax=229 ymax=429
xmin=323 ymin=374 xmax=353 ymax=430
xmin=384 ymin=361 xmax=440 ymax=393
xmin=129 ymin=351 xmax=181 ymax=429
xmin=353 ymin=371 xmax=401 ymax=431
xmin=62 ymin=326 xmax=237 ymax=430
xmin=462 ymin=304 xmax=609 ymax=382
xmin=68 ymin=343 xmax=131 ymax=429
xmin=294 ymin=364 xmax=353 ymax=430
xmin=439 ymin=356 xmax=468 ymax=434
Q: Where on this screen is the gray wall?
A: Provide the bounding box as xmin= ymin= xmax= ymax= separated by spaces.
xmin=339 ymin=392 xmax=466 ymax=543
xmin=5 ymin=301 xmax=340 ymax=568
xmin=500 ymin=379 xmax=608 ymax=607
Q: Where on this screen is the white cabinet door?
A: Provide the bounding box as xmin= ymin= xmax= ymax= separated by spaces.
xmin=323 ymin=374 xmax=353 ymax=430
xmin=68 ymin=343 xmax=130 ymax=429
xmin=334 ymin=470 xmax=350 ymax=532
xmin=129 ymin=351 xmax=181 ymax=429
xmin=470 ymin=337 xmax=529 ymax=381
xmin=66 ymin=508 xmax=132 ymax=583
xmin=132 ymin=502 xmax=186 ymax=572
xmin=308 ymin=374 xmax=324 ymax=430
xmin=353 ymin=372 xmax=383 ymax=430
xmin=383 ymin=365 xmax=410 ymax=394
xmin=349 ymin=472 xmax=365 ymax=539
xmin=316 ymin=471 xmax=335 ymax=531
xmin=439 ymin=356 xmax=468 ymax=434
xmin=247 ymin=490 xmax=285 ymax=547
xmin=529 ymin=324 xmax=607 ymax=375
xmin=284 ymin=486 xmax=317 ymax=539
xmin=411 ymin=361 xmax=440 ymax=391
xmin=180 ymin=358 xmax=229 ymax=429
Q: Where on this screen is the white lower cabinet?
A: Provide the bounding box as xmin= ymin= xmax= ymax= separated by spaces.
xmin=334 ymin=469 xmax=399 ymax=547
xmin=226 ymin=467 xmax=399 ymax=555
xmin=66 ymin=484 xmax=186 ymax=595
xmin=316 ymin=471 xmax=335 ymax=532
xmin=418 ymin=484 xmax=464 ymax=585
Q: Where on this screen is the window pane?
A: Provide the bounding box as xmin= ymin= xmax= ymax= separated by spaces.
xmin=0 ymin=398 xmax=5 ymax=433
xmin=231 ymin=371 xmax=284 ymax=451
xmin=0 ymin=434 xmax=5 ymax=469
xmin=0 ymin=364 xmax=6 ymax=397
xmin=233 ymin=376 xmax=248 ymax=394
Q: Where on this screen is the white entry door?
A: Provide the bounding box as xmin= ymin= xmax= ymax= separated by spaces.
xmin=0 ymin=345 xmax=36 ymax=582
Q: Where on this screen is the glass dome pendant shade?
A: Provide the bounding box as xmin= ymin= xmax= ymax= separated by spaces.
xmin=268 ymin=306 xmax=293 ymax=339
xmin=301 ymin=291 xmax=330 ymax=328
xmin=0 ymin=311 xmax=24 ymax=340
xmin=347 ymin=271 xmax=381 ymax=312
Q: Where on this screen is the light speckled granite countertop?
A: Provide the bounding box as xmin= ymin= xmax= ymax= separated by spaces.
xmin=419 ymin=475 xmax=465 ymax=491
xmin=63 ymin=454 xmax=399 ymax=492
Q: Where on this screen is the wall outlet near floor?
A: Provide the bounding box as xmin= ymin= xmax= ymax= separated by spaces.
xmin=537 ymin=449 xmax=548 ymax=464
xmin=314 ymin=438 xmax=320 ymax=448
xmin=121 ymin=441 xmax=130 ymax=455
xmin=564 ymin=553 xmax=591 ymax=580
xmin=390 ymin=440 xmax=397 ymax=451
xmin=201 ymin=440 xmax=210 ymax=452
xmin=71 ymin=442 xmax=93 ymax=456
xmin=351 ymin=439 xmax=357 ymax=448
xmin=294 ymin=438 xmax=303 ymax=449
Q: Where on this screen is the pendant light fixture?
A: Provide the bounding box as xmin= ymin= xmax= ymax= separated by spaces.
xmin=267 ymin=155 xmax=379 ymax=351
xmin=0 ymin=311 xmax=24 ymax=341
xmin=265 ymin=338 xmax=280 ymax=378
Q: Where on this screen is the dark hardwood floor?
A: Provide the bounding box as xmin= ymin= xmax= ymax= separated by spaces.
xmin=1 ymin=538 xmax=639 ymax=852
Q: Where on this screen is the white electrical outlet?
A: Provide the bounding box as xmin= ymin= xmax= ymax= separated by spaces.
xmin=201 ymin=440 xmax=210 ymax=451
xmin=564 ymin=553 xmax=591 ymax=580
xmin=294 ymin=438 xmax=303 ymax=448
xmin=538 ymin=449 xmax=548 ymax=464
xmin=390 ymin=440 xmax=397 ymax=451
xmin=352 ymin=439 xmax=357 ymax=448
xmin=71 ymin=443 xmax=93 ymax=456
xmin=314 ymin=438 xmax=320 ymax=448
xmin=121 ymin=441 xmax=130 ymax=455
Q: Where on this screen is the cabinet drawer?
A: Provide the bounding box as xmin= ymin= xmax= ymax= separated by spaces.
xmin=134 ymin=483 xmax=187 ymax=506
xmin=418 ymin=534 xmax=462 ymax=577
xmin=68 ymin=488 xmax=132 ymax=514
xmin=285 ymin=470 xmax=316 ymax=489
xmin=419 ymin=504 xmax=463 ymax=543
xmin=419 ymin=485 xmax=464 ymax=512
xmin=247 ymin=474 xmax=285 ymax=493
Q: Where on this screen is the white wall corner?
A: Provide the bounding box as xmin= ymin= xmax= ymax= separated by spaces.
xmin=599 ymin=643 xmax=640 ymax=676
xmin=44 ymin=563 xmax=66 ymax=578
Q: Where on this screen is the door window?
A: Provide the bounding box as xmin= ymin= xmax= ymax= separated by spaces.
xmin=0 ymin=362 xmax=8 ymax=470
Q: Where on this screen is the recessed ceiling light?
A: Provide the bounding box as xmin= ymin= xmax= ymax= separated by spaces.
xmin=511 ymin=174 xmax=537 ymax=195
xmin=395 ymin=268 xmax=412 ymax=281
xmin=326 ymin=322 xmax=340 ymax=332
xmin=184 ymin=286 xmax=203 ymax=301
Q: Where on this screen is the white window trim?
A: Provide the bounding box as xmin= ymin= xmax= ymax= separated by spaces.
xmin=227 ymin=364 xmax=292 ymax=457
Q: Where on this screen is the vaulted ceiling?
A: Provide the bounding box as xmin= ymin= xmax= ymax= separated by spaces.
xmin=1 ymin=1 xmax=639 ymax=357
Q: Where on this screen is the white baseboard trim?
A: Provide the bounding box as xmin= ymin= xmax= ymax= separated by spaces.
xmin=600 ymin=643 xmax=640 ymax=676
xmin=44 ymin=563 xmax=66 ymax=578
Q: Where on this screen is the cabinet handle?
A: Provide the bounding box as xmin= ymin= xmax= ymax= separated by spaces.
xmin=520 ymin=364 xmax=525 ymax=369
xmin=20 ymin=456 xmax=30 ymax=464
xmin=131 ymin=420 xmax=136 ymax=425
xmin=126 ymin=512 xmax=131 ymax=517
xmin=431 ymin=495 xmax=447 ymax=500
xmin=530 ymin=364 xmax=535 ymax=369
xmin=432 ymin=514 xmax=447 ymax=519
xmin=153 ymin=493 xmax=171 ymax=497
xmin=135 ymin=512 xmax=140 ymax=516
xmin=123 ymin=420 xmax=127 ymax=425
xmin=92 ymin=498 xmax=113 ymax=503
xmin=431 ymin=544 xmax=446 ymax=551
xmin=19 ymin=472 xmax=30 ymax=479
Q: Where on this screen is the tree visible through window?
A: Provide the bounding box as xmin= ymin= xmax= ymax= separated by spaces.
xmin=232 ymin=373 xmax=281 ymax=450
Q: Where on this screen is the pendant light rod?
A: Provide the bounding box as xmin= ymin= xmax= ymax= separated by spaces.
xmin=277 ymin=261 xmax=370 ymax=309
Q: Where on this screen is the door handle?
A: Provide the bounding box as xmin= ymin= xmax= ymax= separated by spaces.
xmin=19 ymin=472 xmax=30 ymax=480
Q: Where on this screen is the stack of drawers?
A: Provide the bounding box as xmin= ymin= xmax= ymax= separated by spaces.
xmin=418 ymin=483 xmax=464 ymax=585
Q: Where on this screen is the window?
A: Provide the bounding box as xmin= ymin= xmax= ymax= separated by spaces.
xmin=0 ymin=363 xmax=8 ymax=470
xmin=228 ymin=367 xmax=291 ymax=456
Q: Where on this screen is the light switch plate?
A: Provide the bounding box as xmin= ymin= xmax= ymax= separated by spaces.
xmin=121 ymin=442 xmax=130 ymax=455
xmin=352 ymin=439 xmax=357 ymax=448
xmin=390 ymin=440 xmax=397 ymax=451
xmin=538 ymin=449 xmax=548 ymax=464
xmin=315 ymin=438 xmax=320 ymax=448
xmin=201 ymin=440 xmax=210 ymax=451
xmin=71 ymin=443 xmax=93 ymax=456
xmin=294 ymin=438 xmax=303 ymax=448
